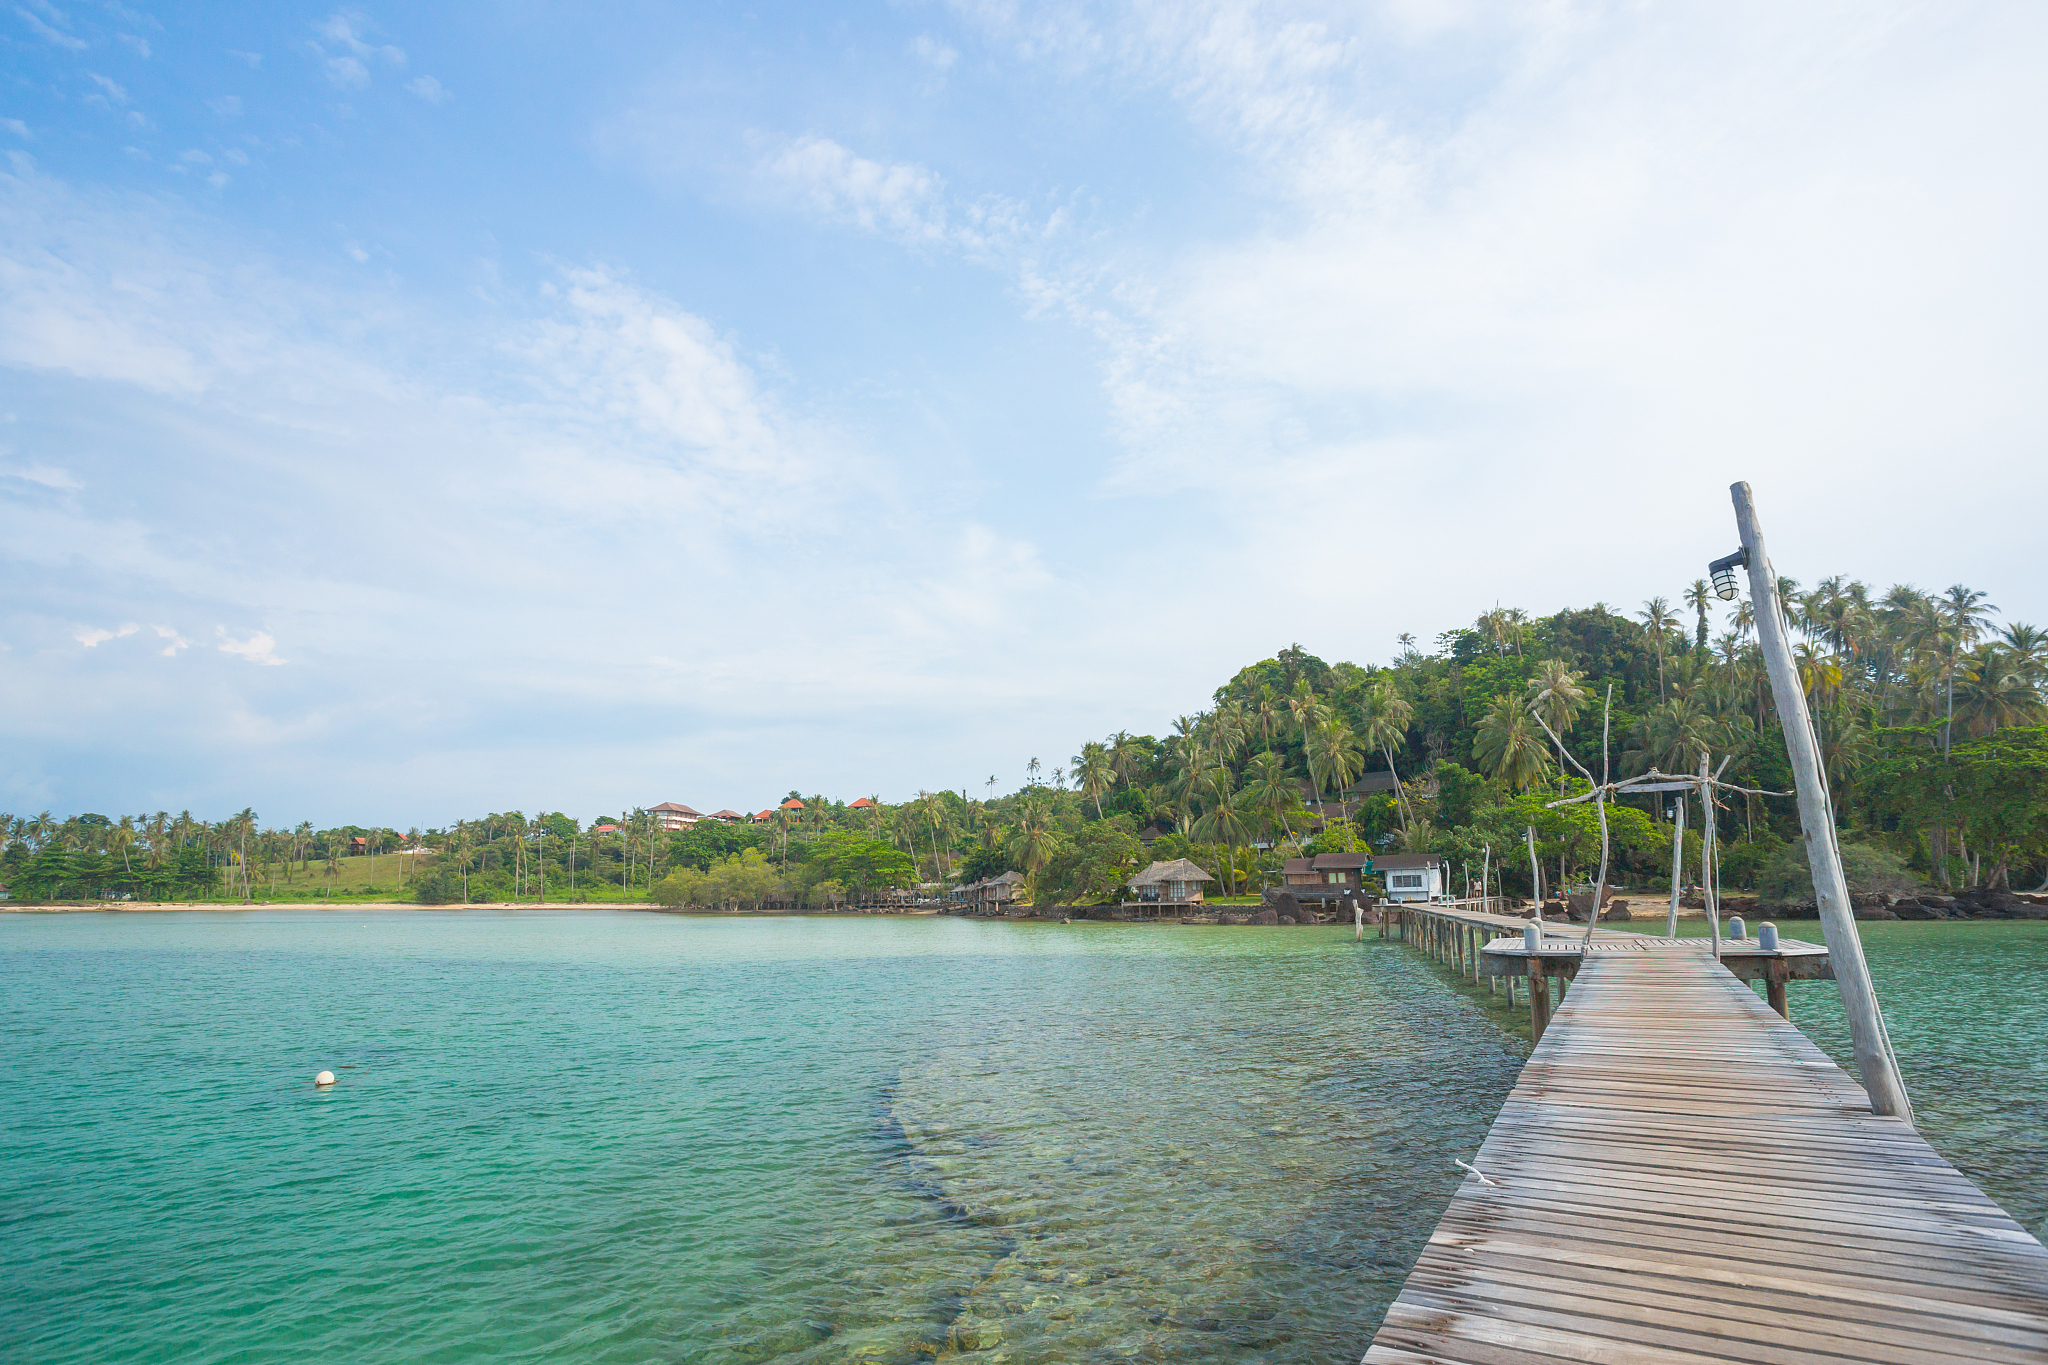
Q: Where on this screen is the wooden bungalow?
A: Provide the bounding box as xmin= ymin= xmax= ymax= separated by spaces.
xmin=1125 ymin=858 xmax=1215 ymax=915
xmin=952 ymin=870 xmax=1026 ymax=912
xmin=1277 ymin=851 xmax=1375 ymax=905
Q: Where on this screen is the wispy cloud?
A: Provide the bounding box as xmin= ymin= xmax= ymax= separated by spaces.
xmin=756 ymin=134 xmax=1037 ymax=257
xmin=404 ymin=75 xmax=448 ymax=104
xmin=86 ymin=73 xmax=128 ymax=105
xmin=206 ymin=95 xmax=241 ymax=118
xmin=74 ymin=622 xmax=136 ymax=646
xmin=217 ymin=627 xmax=284 ymax=665
xmin=911 ymin=34 xmax=958 ymax=70
xmin=1 ymin=118 xmax=27 ymax=139
xmin=14 ymin=2 xmax=87 ymax=50
xmin=116 ymin=31 xmax=147 ymax=57
xmin=152 ymin=625 xmax=192 ymax=656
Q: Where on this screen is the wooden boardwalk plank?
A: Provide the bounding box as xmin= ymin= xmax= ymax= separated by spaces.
xmin=1363 ymin=942 xmax=2048 ymax=1364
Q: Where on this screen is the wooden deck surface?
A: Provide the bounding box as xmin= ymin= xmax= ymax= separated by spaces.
xmin=1364 ymin=944 xmax=2048 ymax=1364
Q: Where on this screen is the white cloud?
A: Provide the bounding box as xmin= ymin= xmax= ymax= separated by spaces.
xmin=324 ymin=54 xmax=367 ymax=89
xmin=315 ymin=11 xmax=403 ymax=65
xmin=117 ymin=32 xmax=149 ymax=57
xmin=206 ymin=95 xmax=242 ymax=118
xmin=86 ymin=73 xmax=128 ymax=105
xmin=911 ymin=34 xmax=959 ymax=69
xmin=756 ymin=134 xmax=1035 ymax=257
xmin=1 ymin=118 xmax=27 ymax=139
xmin=226 ymin=49 xmax=261 ymax=67
xmin=152 ymin=625 xmax=192 ymax=656
xmin=15 ymin=4 xmax=86 ymax=50
xmin=4 ymin=462 xmax=82 ymax=489
xmin=404 ymin=75 xmax=449 ymax=104
xmin=217 ymin=627 xmax=284 ymax=665
xmin=74 ymin=622 xmax=137 ymax=647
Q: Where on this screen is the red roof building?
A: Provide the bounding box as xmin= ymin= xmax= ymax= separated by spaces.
xmin=650 ymin=802 xmax=704 ymax=831
xmin=849 ymin=797 xmax=876 ymax=809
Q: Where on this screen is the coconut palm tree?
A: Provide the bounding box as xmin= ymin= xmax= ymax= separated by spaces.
xmin=1639 ymin=597 xmax=1677 ymax=699
xmin=1472 ymin=694 xmax=1551 ymax=791
xmin=1243 ymin=750 xmax=1302 ymax=844
xmin=1356 ymin=680 xmax=1415 ymax=830
xmin=1306 ymin=717 xmax=1365 ymax=824
xmin=1525 ymin=660 xmax=1589 ymax=792
xmin=1954 ymin=645 xmax=2047 ymax=736
xmin=1683 ymin=579 xmax=1712 ymax=654
xmin=1939 ymin=585 xmax=1998 ymax=757
xmin=1008 ymin=798 xmax=1057 ymax=903
xmin=1071 ymin=741 xmax=1116 ymax=819
xmin=1191 ymin=787 xmax=1253 ymax=894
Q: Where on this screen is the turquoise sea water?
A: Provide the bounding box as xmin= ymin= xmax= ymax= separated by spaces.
xmin=1 ymin=913 xmax=2041 ymax=1363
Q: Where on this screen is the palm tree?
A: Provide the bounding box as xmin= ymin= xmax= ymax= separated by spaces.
xmin=1939 ymin=585 xmax=1998 ymax=757
xmin=1525 ymin=660 xmax=1590 ymax=792
xmin=1954 ymin=646 xmax=2046 ymax=736
xmin=1356 ymin=680 xmax=1415 ymax=830
xmin=1244 ymin=750 xmax=1302 ymax=844
xmin=1683 ymin=579 xmax=1712 ymax=654
xmin=1071 ymin=741 xmax=1116 ymax=819
xmin=1306 ymin=717 xmax=1365 ymax=825
xmin=1191 ymin=787 xmax=1253 ymax=893
xmin=1639 ymin=597 xmax=1677 ymax=699
xmin=1008 ymin=797 xmax=1057 ymax=903
xmin=1472 ymin=694 xmax=1551 ymax=790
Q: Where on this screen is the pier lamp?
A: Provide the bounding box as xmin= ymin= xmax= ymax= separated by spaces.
xmin=1708 ymin=549 xmax=1747 ymax=600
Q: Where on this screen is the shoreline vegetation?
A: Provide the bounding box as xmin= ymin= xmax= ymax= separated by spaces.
xmin=8 ymin=582 xmax=2046 ymax=919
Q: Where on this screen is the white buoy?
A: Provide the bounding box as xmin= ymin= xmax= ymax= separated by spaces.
xmin=314 ymin=1071 xmax=336 ymax=1087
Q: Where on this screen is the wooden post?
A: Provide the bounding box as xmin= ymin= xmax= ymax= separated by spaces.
xmin=1766 ymin=959 xmax=1790 ymax=1019
xmin=1733 ymin=481 xmax=1912 ymax=1123
xmin=1530 ymin=960 xmax=1550 ymax=1041
xmin=1667 ymin=788 xmax=1685 ymax=938
xmin=1526 ymin=825 xmax=1544 ymax=926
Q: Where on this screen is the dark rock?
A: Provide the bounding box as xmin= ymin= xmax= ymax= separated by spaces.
xmin=1277 ymin=915 xmax=1297 ymax=926
xmin=1266 ymin=890 xmax=1303 ymax=920
xmin=1919 ymin=894 xmax=1956 ymax=909
xmin=1891 ymin=900 xmax=1950 ymax=920
xmin=1722 ymin=897 xmax=1760 ymax=916
xmin=1853 ymin=904 xmax=1899 ymax=920
xmin=1604 ymin=900 xmax=1632 ymax=921
xmin=1250 ymin=909 xmax=1279 ymax=926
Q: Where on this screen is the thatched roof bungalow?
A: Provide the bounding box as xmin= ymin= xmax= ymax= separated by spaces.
xmin=1128 ymin=858 xmax=1215 ymax=905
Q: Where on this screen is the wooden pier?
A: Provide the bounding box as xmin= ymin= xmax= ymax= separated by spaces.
xmin=1366 ymin=903 xmax=2048 ymax=1363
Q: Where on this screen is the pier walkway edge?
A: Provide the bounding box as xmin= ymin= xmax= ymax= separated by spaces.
xmin=1363 ymin=903 xmax=2048 ymax=1364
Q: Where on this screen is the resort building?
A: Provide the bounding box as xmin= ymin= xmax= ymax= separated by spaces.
xmin=1375 ymin=853 xmax=1446 ymax=902
xmin=953 ymin=870 xmax=1026 ymax=910
xmin=1126 ymin=858 xmax=1215 ymax=912
xmin=1277 ymin=851 xmax=1374 ymax=904
xmin=650 ymin=802 xmax=705 ymax=831
xmin=708 ymin=810 xmax=743 ymax=824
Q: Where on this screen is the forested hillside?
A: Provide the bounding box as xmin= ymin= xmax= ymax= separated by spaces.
xmin=7 ymin=580 xmax=2042 ymax=908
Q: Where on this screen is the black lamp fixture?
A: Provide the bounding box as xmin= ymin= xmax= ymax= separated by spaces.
xmin=1708 ymin=548 xmax=1747 ymax=600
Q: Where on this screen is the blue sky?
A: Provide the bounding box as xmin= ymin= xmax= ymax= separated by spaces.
xmin=4 ymin=2 xmax=2046 ymax=826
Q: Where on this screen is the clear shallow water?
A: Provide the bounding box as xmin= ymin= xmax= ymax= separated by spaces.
xmin=0 ymin=912 xmax=1528 ymax=1364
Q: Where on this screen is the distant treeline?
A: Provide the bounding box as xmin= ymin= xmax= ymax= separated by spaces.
xmin=8 ymin=578 xmax=2044 ymax=907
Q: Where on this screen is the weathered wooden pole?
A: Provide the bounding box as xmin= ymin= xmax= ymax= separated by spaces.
xmin=1666 ymin=790 xmax=1686 ymax=938
xmin=1530 ymin=960 xmax=1550 ymax=1040
xmin=1731 ymin=481 xmax=1912 ymax=1123
xmin=1526 ymin=825 xmax=1543 ymax=926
